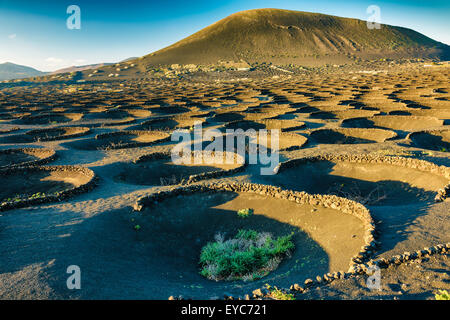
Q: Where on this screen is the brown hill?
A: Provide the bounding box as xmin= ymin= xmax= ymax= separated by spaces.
xmin=0 ymin=62 xmax=47 ymax=81
xmin=139 ymin=8 xmax=450 ymax=66
xmin=51 ymin=63 xmax=112 ymax=75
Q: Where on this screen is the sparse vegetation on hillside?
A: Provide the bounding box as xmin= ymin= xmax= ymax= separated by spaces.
xmin=265 ymin=284 xmax=296 ymax=300
xmin=136 ymin=8 xmax=450 ymax=67
xmin=435 ymin=290 xmax=450 ymax=300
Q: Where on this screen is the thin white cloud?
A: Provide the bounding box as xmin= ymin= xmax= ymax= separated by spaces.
xmin=74 ymin=59 xmax=86 ymax=65
xmin=45 ymin=57 xmax=66 ymax=68
xmin=46 ymin=57 xmax=64 ymax=63
xmin=8 ymin=34 xmax=17 ymax=39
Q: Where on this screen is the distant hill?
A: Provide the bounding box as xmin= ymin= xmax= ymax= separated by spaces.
xmin=0 ymin=62 xmax=47 ymax=80
xmin=120 ymin=57 xmax=139 ymax=62
xmin=137 ymin=8 xmax=450 ymax=67
xmin=51 ymin=63 xmax=112 ymax=75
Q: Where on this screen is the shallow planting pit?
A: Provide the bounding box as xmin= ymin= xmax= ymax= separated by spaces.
xmin=115 ymin=151 xmax=244 ymax=186
xmin=2 ymin=127 xmax=90 ymax=143
xmin=210 ymin=112 xmax=245 ymax=123
xmin=271 ymin=155 xmax=449 ymax=206
xmin=309 ymin=128 xmax=397 ymax=144
xmin=0 ymin=165 xmax=95 ymax=211
xmin=222 ymin=120 xmax=266 ymax=131
xmin=342 ymin=115 xmax=444 ymax=132
xmin=84 ymin=109 xmax=131 ymax=120
xmin=257 ymin=132 xmax=308 ymax=151
xmin=131 ymin=184 xmax=369 ymax=297
xmin=408 ymin=129 xmax=450 ymax=152
xmin=131 ymin=116 xmax=204 ymax=131
xmin=15 ymin=113 xmax=83 ymax=125
xmin=256 ymin=119 xmax=305 ymax=132
xmin=147 ymin=105 xmax=190 ymax=115
xmin=0 ymin=126 xmax=20 ymax=134
xmin=0 ymin=148 xmax=56 ymax=168
xmin=65 ymin=130 xmax=171 ymax=150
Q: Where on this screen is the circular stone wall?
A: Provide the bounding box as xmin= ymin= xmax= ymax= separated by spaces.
xmin=0 ymin=165 xmax=96 ymax=211
xmin=2 ymin=127 xmax=90 ymax=143
xmin=408 ymin=129 xmax=450 ymax=152
xmin=273 ymin=154 xmax=449 ymax=206
xmin=15 ymin=113 xmax=83 ymax=125
xmin=0 ymin=148 xmax=56 ymax=168
xmin=131 ymin=183 xmax=374 ymax=299
xmin=309 ymin=128 xmax=397 ymax=144
xmin=115 ymin=151 xmax=245 ymax=185
xmin=65 ymin=130 xmax=170 ymax=150
xmin=342 ymin=115 xmax=443 ymax=131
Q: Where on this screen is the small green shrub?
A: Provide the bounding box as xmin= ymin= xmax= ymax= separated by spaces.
xmin=199 ymin=230 xmax=294 ymax=281
xmin=237 ymin=208 xmax=254 ymax=218
xmin=435 ymin=290 xmax=450 ymax=300
xmin=265 ymin=284 xmax=295 ymax=300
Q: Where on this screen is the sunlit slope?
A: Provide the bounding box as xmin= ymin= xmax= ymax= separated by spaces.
xmin=139 ymin=8 xmax=450 ymax=66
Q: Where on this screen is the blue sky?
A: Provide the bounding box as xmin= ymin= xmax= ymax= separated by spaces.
xmin=0 ymin=0 xmax=449 ymax=71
